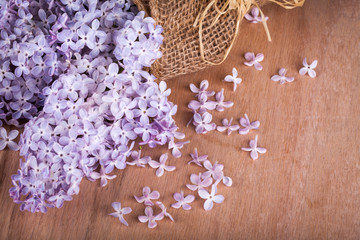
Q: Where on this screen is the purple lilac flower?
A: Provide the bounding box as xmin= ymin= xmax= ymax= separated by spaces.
xmin=9 ymin=1 xmax=186 ymax=213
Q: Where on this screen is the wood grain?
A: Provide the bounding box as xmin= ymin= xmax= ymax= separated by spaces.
xmin=0 ymin=0 xmax=359 ymax=239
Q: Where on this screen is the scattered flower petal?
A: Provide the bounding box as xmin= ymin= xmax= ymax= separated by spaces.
xmin=241 ymin=135 xmax=267 ymax=160
xmin=299 ymin=58 xmax=318 ymax=78
xmin=244 ymin=52 xmax=264 ymax=71
xmin=198 ymin=184 xmax=224 ymax=211
xmin=134 ymin=186 xmax=160 ymax=206
xmin=108 ymin=202 xmax=132 ymax=227
xmin=217 ymin=118 xmax=240 ymax=135
xmin=271 ymin=68 xmax=294 ymax=84
xmin=171 ymin=191 xmax=195 ymax=210
xmin=239 ymin=114 xmax=260 ymax=135
xmin=148 ymin=153 xmax=176 ymax=177
xmin=224 ymin=68 xmax=242 ymax=91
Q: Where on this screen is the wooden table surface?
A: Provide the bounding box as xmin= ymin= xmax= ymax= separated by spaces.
xmin=1 ymin=0 xmax=359 ymax=239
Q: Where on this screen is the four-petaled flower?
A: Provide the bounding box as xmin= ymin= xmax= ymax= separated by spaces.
xmin=189 ymin=80 xmax=215 ymax=98
xmin=186 ymin=173 xmax=213 ymax=191
xmin=215 ymin=88 xmax=234 ymax=112
xmin=134 ymin=186 xmax=160 ymax=206
xmin=127 ymin=150 xmax=151 ymax=167
xmin=108 ymin=202 xmax=132 ymax=227
xmin=198 ymin=184 xmax=224 ymax=211
xmin=193 ymin=112 xmax=216 ymax=134
xmin=241 ymin=135 xmax=267 ymax=160
xmin=89 ymin=166 xmax=116 ymax=187
xmin=239 ymin=113 xmax=260 ymax=135
xmin=217 ymin=118 xmax=240 ymax=135
xmin=168 ymin=138 xmax=190 ymax=158
xmin=188 ymin=148 xmax=208 ymax=167
xmin=299 ymin=58 xmax=318 ymax=78
xmin=156 ymin=201 xmax=175 ymax=222
xmin=0 ymin=127 xmax=19 ymax=151
xmin=171 ymin=191 xmax=195 ymax=210
xmin=244 ymin=52 xmax=264 ymax=71
xmin=148 ymin=153 xmax=176 ymax=177
xmin=271 ymin=68 xmax=294 ymax=84
xmin=224 ymin=67 xmax=242 ymax=91
xmin=138 ymin=206 xmax=163 ymax=229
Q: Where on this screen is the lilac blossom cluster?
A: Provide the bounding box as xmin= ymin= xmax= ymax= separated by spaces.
xmin=186 ymin=148 xmax=232 ymax=211
xmin=9 ymin=0 xmax=184 ymax=213
xmin=188 ymin=80 xmax=233 ymax=134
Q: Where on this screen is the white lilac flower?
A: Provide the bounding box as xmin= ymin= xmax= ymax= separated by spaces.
xmin=244 ymin=52 xmax=264 ymax=71
xmin=156 ymin=201 xmax=174 ymax=222
xmin=148 ymin=153 xmax=176 ymax=177
xmin=271 ymin=68 xmax=295 ymax=84
xmin=193 ymin=112 xmax=216 ymax=134
xmin=186 ymin=173 xmax=213 ymax=191
xmin=188 ymin=148 xmax=208 ymax=166
xmin=0 ymin=127 xmax=19 ymax=151
xmin=89 ymin=166 xmax=116 ymax=187
xmin=198 ymin=184 xmax=224 ymax=211
xmin=239 ymin=113 xmax=260 ymax=135
xmin=134 ymin=186 xmax=160 ymax=206
xmin=299 ymin=58 xmax=318 ymax=78
xmin=138 ymin=206 xmax=163 ymax=229
xmin=241 ymin=135 xmax=267 ymax=160
xmin=108 ymin=202 xmax=132 ymax=227
xmin=215 ymin=88 xmax=234 ymax=112
xmin=168 ymin=138 xmax=190 ymax=158
xmin=217 ymin=118 xmax=240 ymax=135
xmin=171 ymin=191 xmax=195 ymax=210
xmin=189 ymin=80 xmax=215 ymax=98
xmin=126 ymin=150 xmax=151 ymax=167
xmin=224 ymin=67 xmax=242 ymax=91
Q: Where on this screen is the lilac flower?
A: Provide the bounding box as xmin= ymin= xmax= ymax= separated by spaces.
xmin=48 ymin=190 xmax=73 ymax=208
xmin=188 ymin=148 xmax=208 ymax=167
xmin=198 ymin=184 xmax=224 ymax=211
xmin=0 ymin=127 xmax=19 ymax=150
xmin=244 ymin=52 xmax=264 ymax=71
xmin=168 ymin=138 xmax=190 ymax=158
xmin=188 ymin=93 xmax=217 ymax=113
xmin=193 ymin=112 xmax=216 ymax=134
xmin=127 ymin=150 xmax=150 ymax=167
xmin=244 ymin=8 xmax=269 ymax=23
xmin=171 ymin=192 xmax=195 ymax=210
xmin=109 ymin=202 xmax=132 ymax=227
xmin=138 ymin=206 xmax=163 ymax=229
xmin=217 ymin=118 xmax=240 ymax=135
xmin=134 ymin=186 xmax=160 ymax=206
xmin=189 ymin=80 xmax=215 ymax=97
xmin=90 ymin=166 xmax=116 ymax=187
xmin=299 ymin=58 xmax=318 ymax=78
xmin=0 ymin=61 xmax=15 ymax=81
xmin=239 ymin=114 xmax=260 ymax=135
xmin=148 ymin=153 xmax=176 ymax=177
xmin=241 ymin=135 xmax=267 ymax=160
xmin=156 ymin=201 xmax=174 ymax=222
xmin=271 ymin=68 xmax=295 ymax=84
xmin=224 ymin=67 xmax=242 ymax=91
xmin=215 ymin=88 xmax=234 ymax=112
xmin=202 ymin=160 xmax=224 ymax=181
xmin=186 ymin=173 xmax=213 ymax=191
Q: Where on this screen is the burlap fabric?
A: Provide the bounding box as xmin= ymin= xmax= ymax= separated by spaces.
xmin=133 ymin=0 xmax=301 ymax=81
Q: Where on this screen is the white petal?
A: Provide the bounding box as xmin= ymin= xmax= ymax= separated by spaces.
xmin=310 ymin=60 xmax=318 ymax=68
xmin=203 ymin=199 xmax=213 ymax=211
xmin=308 ymin=69 xmax=316 ymax=78
xmin=213 ymin=195 xmax=224 ymax=203
xmin=198 ymin=189 xmax=210 ymax=199
xmin=299 ymin=67 xmax=308 ymax=75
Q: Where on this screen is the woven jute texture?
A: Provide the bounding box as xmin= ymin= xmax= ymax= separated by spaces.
xmin=132 ymin=0 xmax=265 ymax=81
